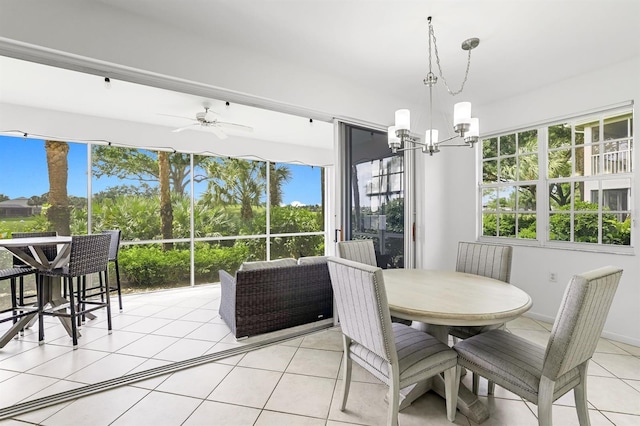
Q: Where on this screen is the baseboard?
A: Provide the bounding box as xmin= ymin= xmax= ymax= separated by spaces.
xmin=523 ymin=312 xmax=640 ymax=348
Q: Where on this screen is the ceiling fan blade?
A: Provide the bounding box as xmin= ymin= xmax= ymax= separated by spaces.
xmin=158 ymin=113 xmax=195 ymax=121
xmin=172 ymin=123 xmax=200 ymax=133
xmin=209 ymin=125 xmax=228 ymax=139
xmin=217 ymin=121 xmax=254 ymax=132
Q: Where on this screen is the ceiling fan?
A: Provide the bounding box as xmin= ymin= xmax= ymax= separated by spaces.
xmin=167 ymin=106 xmax=253 ymax=139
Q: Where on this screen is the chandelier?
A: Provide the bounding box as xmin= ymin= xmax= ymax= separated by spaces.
xmin=388 ymin=17 xmax=480 ymax=156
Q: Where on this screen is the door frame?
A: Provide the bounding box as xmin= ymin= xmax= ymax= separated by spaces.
xmin=333 ymin=120 xmax=415 ymax=268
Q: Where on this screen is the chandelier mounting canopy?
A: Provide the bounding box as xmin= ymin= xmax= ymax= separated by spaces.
xmin=462 ymin=38 xmax=480 ymax=51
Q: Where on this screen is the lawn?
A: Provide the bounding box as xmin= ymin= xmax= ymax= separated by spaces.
xmin=0 ymin=217 xmax=41 ymax=239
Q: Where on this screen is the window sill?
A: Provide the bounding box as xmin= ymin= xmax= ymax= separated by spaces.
xmin=478 ymin=236 xmax=635 ymax=256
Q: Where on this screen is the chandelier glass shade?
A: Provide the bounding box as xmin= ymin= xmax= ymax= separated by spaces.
xmin=389 ymin=17 xmax=480 ymax=156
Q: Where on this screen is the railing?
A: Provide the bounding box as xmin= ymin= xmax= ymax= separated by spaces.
xmin=591 ymin=148 xmax=633 ymax=174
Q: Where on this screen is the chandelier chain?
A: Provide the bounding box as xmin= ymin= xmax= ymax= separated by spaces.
xmin=428 ymin=24 xmax=473 ymax=96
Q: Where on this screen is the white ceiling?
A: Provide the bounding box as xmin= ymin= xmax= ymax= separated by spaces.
xmin=0 ymin=0 xmax=639 ymax=148
xmin=0 ymin=56 xmax=334 ymax=149
xmin=92 ymin=0 xmax=640 ymax=106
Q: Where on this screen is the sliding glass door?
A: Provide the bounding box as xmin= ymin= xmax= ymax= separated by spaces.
xmin=341 ymin=124 xmax=410 ymax=269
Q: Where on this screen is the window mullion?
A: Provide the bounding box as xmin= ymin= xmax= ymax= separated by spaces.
xmin=539 ymin=126 xmax=548 ymax=245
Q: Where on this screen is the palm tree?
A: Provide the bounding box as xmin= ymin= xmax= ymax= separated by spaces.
xmin=158 ymin=151 xmax=173 ymax=250
xmin=204 ymin=158 xmax=265 ymax=221
xmin=266 ymin=163 xmax=292 ymax=206
xmin=92 ymin=146 xmax=211 ymax=195
xmin=45 ymin=140 xmax=70 ymax=235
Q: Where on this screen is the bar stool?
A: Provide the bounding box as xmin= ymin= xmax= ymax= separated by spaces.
xmin=0 ymin=267 xmax=39 ymax=347
xmin=101 ymin=230 xmax=123 ymax=311
xmin=39 ymin=234 xmax=112 ymax=347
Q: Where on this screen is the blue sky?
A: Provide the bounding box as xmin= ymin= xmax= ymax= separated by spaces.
xmin=0 ymin=136 xmax=322 ymax=205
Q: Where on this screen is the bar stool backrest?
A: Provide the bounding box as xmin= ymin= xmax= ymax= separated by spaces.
xmin=67 ymin=234 xmax=111 ymax=277
xmin=101 ymin=230 xmax=121 ymax=262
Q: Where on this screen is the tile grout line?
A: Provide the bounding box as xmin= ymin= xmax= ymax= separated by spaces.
xmin=0 ymin=322 xmax=332 ymax=421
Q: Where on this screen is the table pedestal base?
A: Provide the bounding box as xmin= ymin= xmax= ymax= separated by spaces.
xmin=0 ymin=314 xmax=35 ymax=348
xmin=431 ymin=374 xmax=490 ymax=423
xmin=395 ymin=374 xmax=489 ymax=423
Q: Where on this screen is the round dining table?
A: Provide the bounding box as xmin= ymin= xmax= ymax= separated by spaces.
xmin=382 ymin=269 xmax=532 ymax=423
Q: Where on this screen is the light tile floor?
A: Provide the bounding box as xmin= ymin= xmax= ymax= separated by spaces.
xmin=0 ymin=285 xmax=639 ymax=425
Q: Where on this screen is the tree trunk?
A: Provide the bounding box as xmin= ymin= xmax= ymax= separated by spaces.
xmin=241 ymin=196 xmax=254 ymax=221
xmin=45 ymin=140 xmax=70 ymax=235
xmin=158 ymin=151 xmax=173 ymax=250
xmin=269 ymin=163 xmax=281 ymax=206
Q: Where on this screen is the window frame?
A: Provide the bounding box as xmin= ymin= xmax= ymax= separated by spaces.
xmin=477 ymin=105 xmax=634 ymax=253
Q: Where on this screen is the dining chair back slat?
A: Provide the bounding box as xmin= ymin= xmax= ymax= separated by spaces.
xmin=337 ymin=240 xmax=377 ymax=267
xmin=456 ymin=241 xmax=512 ymax=283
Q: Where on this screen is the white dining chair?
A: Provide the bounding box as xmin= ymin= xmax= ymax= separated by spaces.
xmin=454 ymin=266 xmax=622 ymax=426
xmin=327 ymin=256 xmax=460 ymax=425
xmin=336 ymin=239 xmax=377 ymax=266
xmin=449 ymin=241 xmax=513 ymax=394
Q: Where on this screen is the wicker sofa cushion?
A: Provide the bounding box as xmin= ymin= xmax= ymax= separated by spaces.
xmin=239 ymin=258 xmax=297 ymax=271
xmin=297 ymin=256 xmax=328 ymax=265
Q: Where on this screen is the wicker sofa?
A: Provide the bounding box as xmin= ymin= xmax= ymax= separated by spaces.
xmin=219 ymin=257 xmax=333 ymax=339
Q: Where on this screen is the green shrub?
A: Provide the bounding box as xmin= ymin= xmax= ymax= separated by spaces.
xmin=119 ymin=245 xmax=188 ymax=287
xmin=193 ymin=242 xmax=249 ymax=283
xmin=119 ymin=242 xmax=249 ymax=287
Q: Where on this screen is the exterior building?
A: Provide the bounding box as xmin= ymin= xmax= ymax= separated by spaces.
xmin=0 ymin=197 xmax=41 ymax=218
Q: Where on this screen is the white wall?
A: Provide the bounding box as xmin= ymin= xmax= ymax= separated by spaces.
xmin=430 ymin=57 xmax=640 ymax=345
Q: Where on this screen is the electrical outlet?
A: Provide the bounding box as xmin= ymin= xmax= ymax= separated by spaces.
xmin=549 ymin=272 xmax=557 ymax=282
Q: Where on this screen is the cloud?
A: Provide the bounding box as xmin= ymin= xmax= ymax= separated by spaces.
xmin=290 ymin=201 xmax=306 ymax=207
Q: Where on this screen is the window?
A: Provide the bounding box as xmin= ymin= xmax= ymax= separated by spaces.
xmin=0 ymin=135 xmax=325 ymax=291
xmin=481 ymin=130 xmax=538 ymax=239
xmin=480 ymin=108 xmax=633 ymax=248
